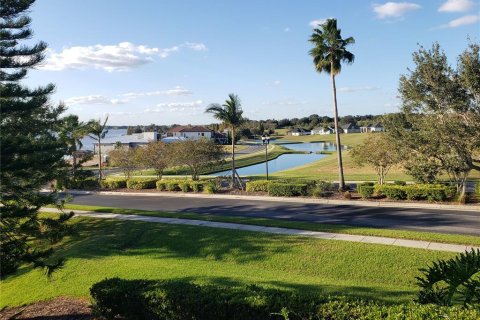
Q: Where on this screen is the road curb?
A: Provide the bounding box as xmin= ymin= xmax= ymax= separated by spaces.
xmin=58 ymin=189 xmax=480 ymax=212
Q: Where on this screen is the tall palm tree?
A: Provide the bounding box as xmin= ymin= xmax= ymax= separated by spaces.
xmin=58 ymin=114 xmax=88 ymax=176
xmin=86 ymin=115 xmax=109 ymax=180
xmin=309 ymin=18 xmax=355 ymax=191
xmin=206 ymin=94 xmax=244 ymax=188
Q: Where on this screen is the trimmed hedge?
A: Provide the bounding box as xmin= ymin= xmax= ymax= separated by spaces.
xmin=156 ymin=180 xmax=206 ymax=192
xmin=375 ymin=184 xmax=450 ymax=201
xmin=268 ymin=183 xmax=308 ymax=197
xmin=358 ymin=184 xmax=374 ymax=199
xmin=103 ymin=178 xmax=127 ymax=189
xmin=126 ymin=178 xmax=157 ymax=190
xmin=90 ymin=278 xmax=480 ymax=320
xmin=245 ymin=180 xmax=271 ymax=193
xmin=476 ymin=182 xmax=480 ymax=197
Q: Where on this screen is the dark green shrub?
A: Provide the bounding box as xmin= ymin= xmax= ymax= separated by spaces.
xmin=189 ymin=181 xmax=204 ymax=192
xmin=268 ymin=183 xmax=308 ymax=197
xmin=91 ymin=278 xmax=480 ymax=320
xmin=126 ymin=178 xmax=157 ymax=190
xmin=375 ymin=185 xmax=407 ymax=200
xmin=103 ymin=178 xmax=127 ymax=189
xmin=358 ymin=184 xmax=374 ymax=198
xmin=404 ymin=185 xmax=448 ymax=202
xmin=417 ymin=249 xmax=480 ymax=306
xmin=204 ymin=181 xmax=219 ymax=194
xmin=394 ymin=180 xmax=407 ymax=186
xmin=245 ymin=180 xmax=270 ymax=192
xmin=156 ymin=180 xmax=166 ymax=191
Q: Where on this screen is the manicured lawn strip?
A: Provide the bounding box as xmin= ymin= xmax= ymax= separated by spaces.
xmin=60 ymin=204 xmax=480 ymax=246
xmin=1 ymin=216 xmax=455 ymax=307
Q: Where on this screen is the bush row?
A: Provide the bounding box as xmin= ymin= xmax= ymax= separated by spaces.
xmin=103 ymin=178 xmax=208 ymax=193
xmin=374 ymin=184 xmax=454 ymax=201
xmin=90 ymin=278 xmax=479 ymax=320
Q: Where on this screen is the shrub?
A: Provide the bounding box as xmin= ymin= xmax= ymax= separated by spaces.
xmin=245 ymin=180 xmax=270 ymax=193
xmin=189 ymin=181 xmax=204 ymax=193
xmin=204 ymin=181 xmax=219 ymax=194
xmin=476 ymin=182 xmax=480 ymax=197
xmin=179 ymin=181 xmax=190 ymax=192
xmin=126 ymin=178 xmax=157 ymax=190
xmin=166 ymin=181 xmax=180 ymax=192
xmin=394 ymin=180 xmax=407 ymax=186
xmin=417 ymin=249 xmax=480 ymax=306
xmin=156 ymin=180 xmax=166 ymax=191
xmin=91 ymin=278 xmax=480 ymax=320
xmin=375 ymin=185 xmax=407 ymax=200
xmin=404 ymin=185 xmax=447 ymax=202
xmin=103 ymin=178 xmax=127 ymax=189
xmin=358 ymin=184 xmax=374 ymax=198
xmin=268 ymin=183 xmax=308 ymax=197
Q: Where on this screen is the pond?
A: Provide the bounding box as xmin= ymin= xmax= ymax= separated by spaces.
xmin=212 ymin=142 xmax=338 ymax=176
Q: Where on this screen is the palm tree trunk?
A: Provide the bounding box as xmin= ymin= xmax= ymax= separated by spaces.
xmin=98 ymin=138 xmax=103 ymax=180
xmin=231 ymin=126 xmax=235 ymax=188
xmin=331 ymin=73 xmax=346 ymax=191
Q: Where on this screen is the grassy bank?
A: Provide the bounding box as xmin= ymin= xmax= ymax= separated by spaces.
xmin=58 ymin=204 xmax=480 ymax=246
xmin=1 ymin=216 xmax=455 ymax=307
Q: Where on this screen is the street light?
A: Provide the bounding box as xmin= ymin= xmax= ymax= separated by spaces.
xmin=261 ymin=134 xmax=270 ymax=180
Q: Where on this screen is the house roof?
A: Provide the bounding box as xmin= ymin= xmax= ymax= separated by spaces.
xmin=168 ymin=125 xmax=211 ymax=133
xmin=312 ymin=127 xmax=333 ymax=131
xmin=341 ymin=123 xmax=359 ymax=130
xmin=99 ymin=132 xmax=157 ymax=144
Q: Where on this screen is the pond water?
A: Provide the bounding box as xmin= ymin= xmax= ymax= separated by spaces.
xmin=80 ymin=128 xmax=127 ymax=151
xmin=212 ymin=142 xmax=337 ymax=176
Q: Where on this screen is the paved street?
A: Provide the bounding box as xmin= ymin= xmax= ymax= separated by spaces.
xmin=68 ymin=193 xmax=480 ymax=236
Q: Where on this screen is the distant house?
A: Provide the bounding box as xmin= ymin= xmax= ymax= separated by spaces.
xmin=360 ymin=123 xmax=384 ymax=133
xmin=340 ymin=123 xmax=360 ymax=134
xmin=94 ymin=131 xmax=159 ymax=154
xmin=167 ymin=125 xmax=213 ymax=140
xmin=311 ymin=126 xmax=334 ymax=135
xmin=287 ymin=128 xmax=310 ymax=136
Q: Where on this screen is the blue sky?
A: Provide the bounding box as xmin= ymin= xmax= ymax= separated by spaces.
xmin=26 ymin=0 xmax=479 ymax=125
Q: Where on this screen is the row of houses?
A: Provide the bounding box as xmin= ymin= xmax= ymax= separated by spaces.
xmin=287 ymin=123 xmax=384 ymax=136
xmin=93 ymin=125 xmax=227 ymax=154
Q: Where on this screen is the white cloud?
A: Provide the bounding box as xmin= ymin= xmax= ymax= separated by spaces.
xmin=122 ymin=86 xmax=193 ymax=99
xmin=439 ymin=0 xmax=475 ymax=12
xmin=309 ymin=18 xmax=332 ymax=28
xmin=373 ymin=2 xmax=421 ymax=19
xmin=338 ymin=86 xmax=380 ymax=93
xmin=441 ymin=14 xmax=480 ymax=27
xmin=41 ymin=41 xmax=207 ymax=72
xmin=145 ymin=100 xmax=204 ymax=113
xmin=64 ymin=95 xmax=128 ymax=106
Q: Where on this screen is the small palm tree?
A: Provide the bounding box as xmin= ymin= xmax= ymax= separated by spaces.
xmin=309 ymin=18 xmax=355 ymax=191
xmin=86 ymin=115 xmax=109 ymax=180
xmin=206 ymin=94 xmax=244 ymax=188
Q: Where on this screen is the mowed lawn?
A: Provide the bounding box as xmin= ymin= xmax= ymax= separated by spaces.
xmin=1 ymin=216 xmax=455 ymax=308
xmin=274 ymin=133 xmax=480 ymax=181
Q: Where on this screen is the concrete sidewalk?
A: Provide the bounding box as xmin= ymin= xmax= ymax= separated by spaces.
xmin=59 ymin=189 xmax=480 ymax=213
xmin=42 ymin=208 xmax=479 ymax=253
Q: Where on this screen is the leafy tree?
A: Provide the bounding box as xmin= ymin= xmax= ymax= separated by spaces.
xmin=170 ymin=139 xmax=224 ymax=180
xmin=108 ymin=147 xmax=138 ymax=179
xmin=0 ymin=0 xmax=74 ymax=277
xmin=138 ymin=142 xmax=170 ymax=179
xmin=206 ymin=94 xmax=245 ymax=188
xmin=87 ymin=116 xmax=109 ymax=180
xmin=386 ymin=43 xmax=480 ymax=198
xmin=309 ymin=19 xmax=355 ymax=190
xmin=351 ymin=134 xmax=402 ymax=184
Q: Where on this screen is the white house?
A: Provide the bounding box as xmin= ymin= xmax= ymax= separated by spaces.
xmin=360 ymin=123 xmax=384 ymax=133
xmin=340 ymin=123 xmax=360 ymax=134
xmin=287 ymin=128 xmax=310 ymax=136
xmin=311 ymin=127 xmax=334 ymax=135
xmin=167 ymin=125 xmax=212 ymax=140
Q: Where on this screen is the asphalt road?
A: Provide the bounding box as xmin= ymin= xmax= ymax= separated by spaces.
xmin=69 ymin=193 xmax=480 ymax=236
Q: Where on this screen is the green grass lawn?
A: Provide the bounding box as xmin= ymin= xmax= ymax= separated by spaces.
xmin=273 ymin=133 xmax=480 ymax=182
xmin=0 ymin=216 xmax=456 ymax=308
xmin=60 ymin=204 xmax=480 ymax=246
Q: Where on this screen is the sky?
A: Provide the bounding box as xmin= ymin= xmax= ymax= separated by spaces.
xmin=24 ymin=0 xmax=480 ymax=125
